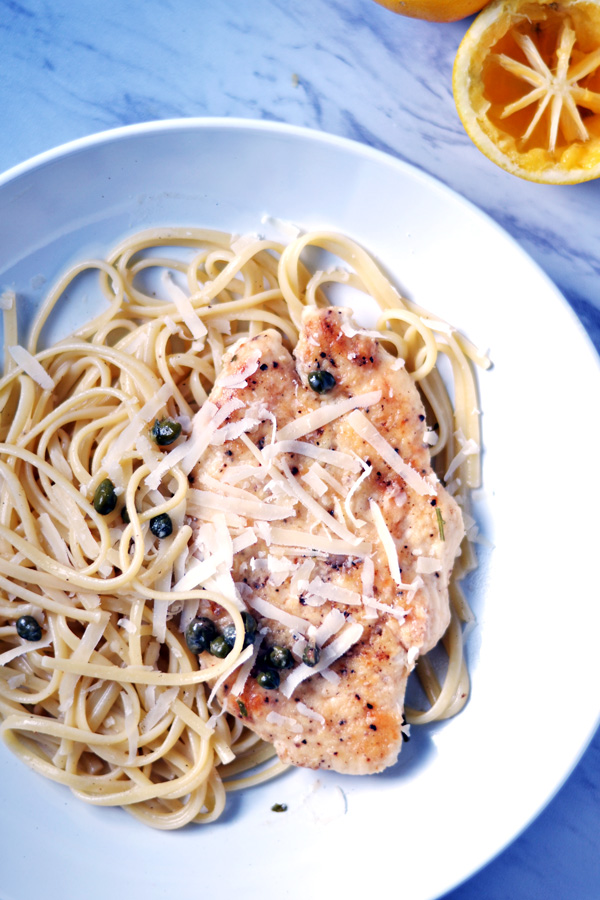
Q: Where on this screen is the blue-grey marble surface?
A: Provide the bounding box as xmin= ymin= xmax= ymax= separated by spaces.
xmin=0 ymin=0 xmax=599 ymax=897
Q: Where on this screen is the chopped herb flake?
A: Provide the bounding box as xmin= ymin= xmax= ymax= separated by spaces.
xmin=237 ymin=699 xmax=248 ymax=718
xmin=436 ymin=507 xmax=445 ymax=541
xmin=271 ymin=802 xmax=288 ymax=813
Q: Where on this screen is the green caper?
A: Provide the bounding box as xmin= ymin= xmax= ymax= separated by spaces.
xmin=307 ymin=370 xmax=336 ymax=393
xmin=121 ymin=507 xmax=130 ymax=524
xmin=223 ymin=614 xmax=257 ymax=650
xmin=150 ymin=418 xmax=182 ymax=446
xmin=222 ymin=624 xmax=237 ymax=648
xmin=302 ymin=644 xmax=320 ymax=667
xmin=241 ymin=611 xmax=257 ymax=636
xmin=15 ymin=615 xmax=42 ymax=642
xmin=209 ymin=635 xmax=231 ymax=658
xmin=268 ymin=645 xmax=293 ymax=669
xmin=256 ymin=669 xmax=280 ymax=690
xmin=185 ymin=617 xmax=217 ymax=654
xmin=150 ymin=513 xmax=173 ymax=539
xmin=93 ymin=479 xmax=117 ymax=515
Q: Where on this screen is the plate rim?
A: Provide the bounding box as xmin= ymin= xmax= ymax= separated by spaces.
xmin=1 ymin=115 xmax=596 ymax=360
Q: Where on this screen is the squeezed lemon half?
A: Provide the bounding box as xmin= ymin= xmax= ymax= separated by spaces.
xmin=453 ymin=0 xmax=600 ymax=182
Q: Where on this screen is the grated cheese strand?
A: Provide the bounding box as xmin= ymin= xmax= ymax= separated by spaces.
xmin=295 ymin=701 xmax=326 ymax=725
xmin=245 ymin=594 xmax=311 ymax=635
xmin=306 ymin=576 xmax=362 ymax=607
xmin=347 ymin=409 xmax=436 ymax=496
xmin=104 ymin=383 xmax=173 ymax=469
xmin=369 ymin=499 xmax=404 ymax=587
xmin=230 ymin=633 xmax=264 ymax=697
xmin=187 ymin=489 xmax=295 ymax=522
xmin=310 ymin=608 xmax=346 ymax=646
xmin=415 ymin=556 xmax=443 ymax=574
xmin=207 ymin=644 xmax=255 ymax=708
xmin=279 ymin=458 xmax=362 ymax=546
xmin=276 ymin=390 xmax=382 ymax=442
xmin=269 ymin=527 xmax=372 ymax=557
xmin=262 ymin=440 xmax=361 ymax=472
xmin=344 ymin=461 xmax=372 ymax=528
xmin=8 ymin=345 xmax=55 ymax=390
xmin=0 ymin=636 xmax=52 ymax=666
xmin=266 ymin=710 xmax=303 ymax=734
xmin=145 ymin=398 xmax=244 ymax=489
xmin=280 ymin=623 xmax=364 ymax=698
xmin=163 ymin=271 xmax=207 ymax=342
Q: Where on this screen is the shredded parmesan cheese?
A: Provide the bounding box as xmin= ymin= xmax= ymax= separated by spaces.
xmin=369 ymin=499 xmax=403 ymax=585
xmin=245 ymin=594 xmax=311 ymax=635
xmin=105 ymin=383 xmax=173 ymax=469
xmin=280 ymin=623 xmax=364 ymax=698
xmin=262 ymin=440 xmax=360 ymax=472
xmin=140 ymin=687 xmax=179 ymax=734
xmin=162 ymin=271 xmax=207 ymax=342
xmin=276 ymin=390 xmax=382 ymax=442
xmin=266 ymin=710 xmax=303 ymax=733
xmin=415 ymin=556 xmax=443 ymax=574
xmin=39 ymin=513 xmax=70 ymax=566
xmin=444 ymin=437 xmax=480 ymax=482
xmin=301 ymin=466 xmax=328 ymax=497
xmin=0 ymin=290 xmax=15 ymax=310
xmin=121 ymin=692 xmax=138 ymax=764
xmin=230 ymin=633 xmax=264 ymax=697
xmin=306 ymin=576 xmax=362 ymax=607
xmin=0 ymin=636 xmax=52 ymax=666
xmin=8 ymin=345 xmax=55 ymax=390
xmin=295 ymin=702 xmax=326 ymax=725
xmin=269 ymin=527 xmax=371 ymax=557
xmin=347 ymin=410 xmax=437 ymax=496
xmin=145 ymin=398 xmax=244 ymax=489
xmin=344 ymin=461 xmax=371 ymax=529
xmin=279 ymin=459 xmax=361 ymax=546
xmin=207 ymin=643 xmax=255 ymax=708
xmin=188 ymin=489 xmax=295 ymax=522
xmin=310 ymin=608 xmax=346 ymax=646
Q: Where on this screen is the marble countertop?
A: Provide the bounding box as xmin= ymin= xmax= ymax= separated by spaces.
xmin=0 ymin=1 xmax=599 ymax=898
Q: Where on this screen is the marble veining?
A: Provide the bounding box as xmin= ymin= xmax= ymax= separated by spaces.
xmin=0 ymin=0 xmax=600 ymax=898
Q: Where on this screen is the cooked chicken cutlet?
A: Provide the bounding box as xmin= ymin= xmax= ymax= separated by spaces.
xmin=190 ymin=306 xmax=464 ymax=774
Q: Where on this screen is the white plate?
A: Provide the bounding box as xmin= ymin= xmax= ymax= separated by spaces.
xmin=1 ymin=119 xmax=599 ymax=900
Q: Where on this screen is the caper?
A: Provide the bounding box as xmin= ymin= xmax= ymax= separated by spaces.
xmin=223 ymin=615 xmax=257 ymax=650
xmin=268 ymin=645 xmax=293 ymax=669
xmin=93 ymin=479 xmax=117 ymax=515
xmin=209 ymin=635 xmax=231 ymax=658
xmin=15 ymin=615 xmax=42 ymax=642
xmin=241 ymin=611 xmax=257 ymax=636
xmin=256 ymin=669 xmax=280 ymax=690
xmin=222 ymin=624 xmax=237 ymax=648
xmin=121 ymin=507 xmax=130 ymax=524
xmin=302 ymin=644 xmax=320 ymax=667
xmin=150 ymin=418 xmax=182 ymax=446
xmin=185 ymin=617 xmax=217 ymax=654
xmin=307 ymin=370 xmax=336 ymax=393
xmin=150 ymin=513 xmax=173 ymax=539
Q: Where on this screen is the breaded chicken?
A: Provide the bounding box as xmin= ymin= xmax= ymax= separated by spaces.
xmin=189 ymin=306 xmax=464 ymax=774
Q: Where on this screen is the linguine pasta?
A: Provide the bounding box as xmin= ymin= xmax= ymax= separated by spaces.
xmin=0 ymin=226 xmax=488 ymax=828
